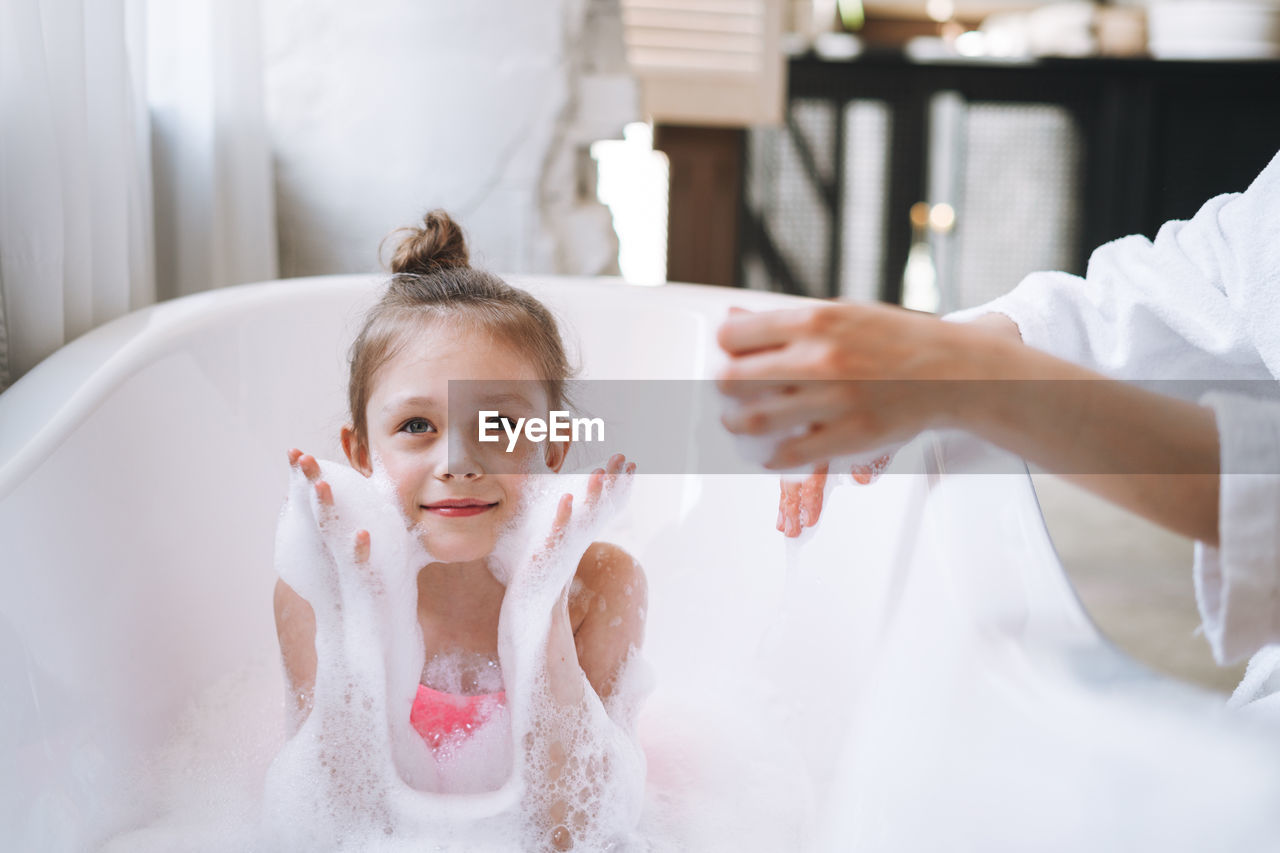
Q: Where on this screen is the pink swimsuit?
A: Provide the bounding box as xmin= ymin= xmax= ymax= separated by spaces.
xmin=410 ymin=683 xmax=506 ymax=750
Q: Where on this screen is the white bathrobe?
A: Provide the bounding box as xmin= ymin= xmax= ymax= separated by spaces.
xmin=950 ymin=148 xmax=1280 ymax=693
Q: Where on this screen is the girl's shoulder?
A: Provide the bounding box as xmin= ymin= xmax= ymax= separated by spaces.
xmin=576 ymin=540 xmax=644 ymax=584
xmin=569 ymin=541 xmax=647 ymax=627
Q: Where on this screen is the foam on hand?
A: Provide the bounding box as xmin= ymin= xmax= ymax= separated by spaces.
xmin=718 ymin=392 xmax=904 ymax=482
xmin=731 ymin=427 xmax=904 ymax=485
xmin=719 ymin=397 xmax=811 ymax=480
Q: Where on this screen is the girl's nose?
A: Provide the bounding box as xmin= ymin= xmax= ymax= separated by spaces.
xmin=439 ymin=431 xmax=484 ymax=480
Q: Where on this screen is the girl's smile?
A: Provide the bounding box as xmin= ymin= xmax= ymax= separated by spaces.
xmin=423 ymin=498 xmax=499 ymax=518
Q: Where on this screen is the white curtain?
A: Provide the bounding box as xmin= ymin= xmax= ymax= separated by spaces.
xmin=0 ymin=0 xmax=277 ymax=390
xmin=147 ymin=0 xmax=277 ymax=301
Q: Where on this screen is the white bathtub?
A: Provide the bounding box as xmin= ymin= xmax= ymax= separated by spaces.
xmin=3 ymin=274 xmax=1279 ymax=851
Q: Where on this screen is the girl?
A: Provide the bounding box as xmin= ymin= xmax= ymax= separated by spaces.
xmin=271 ymin=210 xmax=648 ymax=849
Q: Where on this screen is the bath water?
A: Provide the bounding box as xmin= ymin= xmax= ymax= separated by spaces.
xmin=102 ymin=461 xmax=814 ymax=852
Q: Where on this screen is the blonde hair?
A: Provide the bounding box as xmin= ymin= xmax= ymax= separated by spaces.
xmin=347 ymin=210 xmax=573 ymax=447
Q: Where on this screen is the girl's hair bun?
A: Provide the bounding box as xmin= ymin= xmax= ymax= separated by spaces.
xmin=385 ymin=209 xmax=470 ymax=275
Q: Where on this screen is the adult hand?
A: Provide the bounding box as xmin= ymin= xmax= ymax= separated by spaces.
xmin=717 ymin=301 xmax=975 ymax=470
xmin=778 ymin=464 xmax=827 ymax=538
xmin=777 ymin=453 xmax=893 ymax=538
xmin=721 ymin=303 xmax=1223 ymax=547
xmin=720 ymin=304 xmax=1022 ymax=536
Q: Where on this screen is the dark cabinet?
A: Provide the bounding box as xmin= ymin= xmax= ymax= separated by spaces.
xmin=728 ymin=52 xmax=1280 ymax=306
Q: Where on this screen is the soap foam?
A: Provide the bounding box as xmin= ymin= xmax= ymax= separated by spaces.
xmin=102 ymin=463 xmax=820 ymax=852
xmin=261 ymin=457 xmax=649 ymax=851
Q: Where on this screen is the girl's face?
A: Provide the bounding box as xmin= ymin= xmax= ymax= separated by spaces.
xmin=345 ymin=321 xmax=566 ymax=564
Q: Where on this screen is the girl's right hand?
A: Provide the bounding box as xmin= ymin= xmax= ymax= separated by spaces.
xmin=288 ymin=448 xmax=372 ymax=565
xmin=777 ymin=452 xmax=892 ymax=538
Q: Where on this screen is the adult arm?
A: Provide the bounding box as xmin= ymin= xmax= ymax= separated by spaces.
xmin=718 ymin=302 xmax=1220 ymax=544
xmin=724 ymin=151 xmax=1280 ymax=662
xmin=948 ymin=151 xmax=1280 ymax=664
xmin=718 ymin=298 xmax=1280 ymax=663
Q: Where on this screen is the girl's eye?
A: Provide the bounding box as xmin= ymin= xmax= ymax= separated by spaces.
xmin=400 ymin=418 xmax=436 ymax=435
xmin=484 ymin=415 xmax=518 ymax=431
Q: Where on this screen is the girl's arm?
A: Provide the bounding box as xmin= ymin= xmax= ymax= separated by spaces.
xmin=273 ymin=578 xmax=318 ymax=728
xmin=272 ymin=451 xmax=343 ymax=731
xmin=567 ymin=542 xmax=647 ymax=702
xmin=534 ymin=543 xmax=647 ymax=851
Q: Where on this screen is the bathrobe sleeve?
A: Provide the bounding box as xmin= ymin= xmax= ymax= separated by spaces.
xmin=947 ymin=149 xmax=1280 ymax=666
xmin=946 ymin=149 xmax=1279 ymax=383
xmin=1196 ymin=394 xmax=1280 ymax=664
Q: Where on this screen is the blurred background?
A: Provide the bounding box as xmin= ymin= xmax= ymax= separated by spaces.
xmin=4 ymin=0 xmax=1280 ymax=691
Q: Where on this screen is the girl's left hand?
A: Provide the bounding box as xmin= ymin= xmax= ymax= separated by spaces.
xmin=541 ymin=453 xmax=636 ymax=559
xmin=516 ymin=454 xmax=636 ymax=607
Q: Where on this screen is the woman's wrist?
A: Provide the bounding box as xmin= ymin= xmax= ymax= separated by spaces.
xmin=964 ymin=311 xmax=1023 ymax=344
xmin=933 ymin=317 xmax=1031 ymax=432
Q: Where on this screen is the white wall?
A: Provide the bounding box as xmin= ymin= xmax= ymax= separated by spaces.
xmin=262 ymin=0 xmax=638 ymax=278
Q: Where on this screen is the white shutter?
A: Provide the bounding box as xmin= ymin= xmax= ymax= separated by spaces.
xmin=620 ymin=0 xmax=787 ymax=127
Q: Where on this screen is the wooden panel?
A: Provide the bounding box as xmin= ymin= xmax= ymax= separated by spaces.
xmin=655 ymin=124 xmax=744 ymax=286
xmin=621 ymin=0 xmax=787 ymax=126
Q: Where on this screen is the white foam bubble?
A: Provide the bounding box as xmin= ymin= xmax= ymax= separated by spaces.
xmin=106 ymin=462 xmax=830 ymax=852
xmin=263 ymin=457 xmax=651 ymax=851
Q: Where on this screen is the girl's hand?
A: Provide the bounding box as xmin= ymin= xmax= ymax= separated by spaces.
xmin=498 ymin=455 xmax=638 ymax=713
xmin=546 ymin=453 xmax=634 ymax=554
xmin=513 ymin=454 xmax=636 ymax=606
xmin=287 ymin=448 xmax=372 ymax=570
xmin=777 ymin=452 xmax=892 ymax=538
xmin=582 ymin=452 xmax=636 ymax=529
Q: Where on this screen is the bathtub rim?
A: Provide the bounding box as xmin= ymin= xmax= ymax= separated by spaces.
xmin=0 ymin=274 xmax=818 ymax=500
xmin=1 ymin=271 xmax=1159 ymax=696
